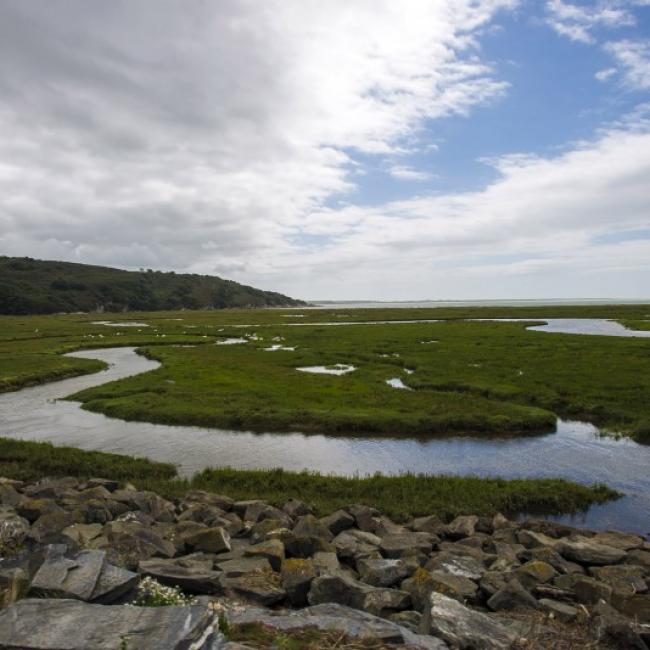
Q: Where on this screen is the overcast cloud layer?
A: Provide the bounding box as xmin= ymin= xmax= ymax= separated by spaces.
xmin=0 ymin=0 xmax=649 ymax=300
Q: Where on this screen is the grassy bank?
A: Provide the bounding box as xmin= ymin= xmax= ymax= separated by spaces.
xmin=0 ymin=437 xmax=618 ymax=521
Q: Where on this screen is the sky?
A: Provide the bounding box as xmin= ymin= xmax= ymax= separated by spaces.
xmin=0 ymin=1 xmax=649 ymax=301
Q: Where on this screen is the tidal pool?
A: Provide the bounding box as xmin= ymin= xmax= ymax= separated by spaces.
xmin=1 ymin=345 xmax=650 ymax=535
xmin=296 ymin=364 xmax=356 ymax=375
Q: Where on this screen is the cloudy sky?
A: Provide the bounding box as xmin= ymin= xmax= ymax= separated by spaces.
xmin=1 ymin=1 xmax=649 ymax=300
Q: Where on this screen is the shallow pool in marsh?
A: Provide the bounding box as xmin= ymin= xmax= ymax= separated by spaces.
xmin=1 ymin=338 xmax=649 ymax=536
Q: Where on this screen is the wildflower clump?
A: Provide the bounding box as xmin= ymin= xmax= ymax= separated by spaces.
xmin=132 ymin=576 xmax=196 ymax=607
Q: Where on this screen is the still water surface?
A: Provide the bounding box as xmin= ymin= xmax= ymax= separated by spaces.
xmin=1 ymin=318 xmax=649 ymax=535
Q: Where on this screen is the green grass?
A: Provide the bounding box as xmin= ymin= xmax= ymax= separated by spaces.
xmin=2 ymin=306 xmax=650 ymax=441
xmin=0 ymin=437 xmax=618 ymax=521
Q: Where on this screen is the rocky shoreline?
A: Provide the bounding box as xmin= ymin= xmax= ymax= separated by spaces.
xmin=0 ymin=476 xmax=649 ymax=649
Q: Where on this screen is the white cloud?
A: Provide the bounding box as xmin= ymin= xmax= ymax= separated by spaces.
xmin=259 ymin=112 xmax=650 ymax=299
xmin=0 ymin=0 xmax=517 ymax=290
xmin=545 ymin=0 xmax=636 ymax=44
xmin=387 ymin=165 xmax=434 ymax=181
xmin=605 ymin=39 xmax=650 ymax=89
xmin=595 ymin=66 xmax=618 ymax=81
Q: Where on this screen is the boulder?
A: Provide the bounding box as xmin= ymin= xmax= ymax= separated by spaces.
xmin=29 ymin=548 xmax=105 ymax=601
xmin=183 ymin=490 xmax=234 ymax=512
xmin=426 ymin=552 xmax=485 ymax=581
xmin=16 ymin=498 xmax=62 ymax=523
xmin=84 ymin=478 xmax=119 ymax=492
xmin=0 ymin=598 xmax=221 ymax=649
xmin=185 ymin=526 xmax=231 ymax=554
xmin=555 ymin=574 xmax=612 ymax=604
xmin=292 ymin=514 xmax=333 ymax=541
xmin=589 ymin=564 xmax=648 ymax=595
xmin=610 ymin=593 xmax=650 ymax=623
xmin=0 ymin=509 xmax=29 ymax=552
xmin=90 ymin=563 xmax=139 ymax=604
xmin=216 ymin=557 xmax=272 ymax=577
xmin=411 ymin=515 xmax=446 ymax=536
xmin=244 ymin=539 xmax=284 ymax=571
xmin=333 ymin=530 xmax=381 ymax=561
xmin=593 ymin=531 xmax=644 ymax=551
xmin=62 ymin=523 xmax=103 ymax=547
xmin=446 ymin=515 xmax=478 ymax=540
xmin=308 ymin=574 xmax=411 ymax=616
xmin=538 ymin=598 xmax=579 ymax=623
xmin=401 ymin=568 xmax=436 ymax=612
xmin=282 ymin=498 xmax=312 ymax=519
xmin=225 ymin=602 xmax=446 ymax=649
xmin=104 ymin=521 xmax=176 ymax=568
xmin=312 ymin=551 xmax=342 ymax=576
xmin=556 ymin=536 xmax=627 ymax=566
xmin=138 ymin=558 xmax=222 ymax=594
xmin=513 ymin=559 xmax=557 ymax=589
xmin=421 ymin=591 xmax=518 ymax=649
xmin=223 ymin=570 xmax=286 ymax=606
xmin=429 ymin=570 xmax=479 ymax=603
xmin=281 ymin=558 xmax=317 ymax=606
xmin=592 ymin=600 xmax=648 ymax=650
xmin=29 ymin=510 xmax=77 ymax=542
xmin=487 ymin=578 xmax=539 ymax=611
xmin=379 ymin=532 xmax=434 ymax=559
xmin=320 ymin=509 xmax=355 ymax=535
xmin=357 ymin=558 xmax=412 ymax=587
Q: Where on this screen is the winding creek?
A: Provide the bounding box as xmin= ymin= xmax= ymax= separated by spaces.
xmin=1 ymin=319 xmax=650 ymax=535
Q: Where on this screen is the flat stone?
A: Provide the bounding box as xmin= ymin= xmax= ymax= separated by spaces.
xmin=308 ymin=574 xmax=411 ymax=617
xmin=223 ymin=571 xmax=286 ymax=606
xmin=0 ymin=598 xmax=221 ymax=649
xmin=487 ymin=578 xmax=539 ymax=612
xmin=422 ymin=591 xmax=518 ymax=649
xmin=90 ymin=563 xmax=139 ymax=603
xmin=185 ymin=526 xmax=231 ymax=554
xmin=244 ymin=539 xmax=284 ymax=571
xmin=538 ymin=598 xmax=579 ymax=622
xmin=139 ymin=558 xmax=223 ymax=594
xmin=426 ymin=552 xmax=485 ymax=581
xmin=225 ymin=602 xmax=446 ymax=649
xmin=514 ymin=559 xmax=557 ymax=589
xmin=446 ymin=515 xmax=478 ymax=540
xmin=281 ymin=558 xmax=317 ymax=606
xmin=593 ymin=531 xmax=645 ymax=551
xmin=411 ymin=515 xmax=446 ymax=536
xmin=357 ymin=558 xmax=411 ymax=587
xmin=320 ymin=509 xmax=355 ymax=535
xmin=379 ymin=532 xmax=434 ymax=559
xmin=589 ymin=564 xmax=648 ymax=595
xmin=556 ymin=536 xmax=627 ymax=566
xmin=429 ymin=570 xmax=479 ymax=603
xmin=216 ymin=557 xmax=272 ymax=577
xmin=62 ymin=523 xmax=103 ymax=546
xmin=29 ymin=548 xmax=105 ymax=601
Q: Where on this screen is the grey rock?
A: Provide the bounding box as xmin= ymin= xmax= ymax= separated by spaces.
xmin=320 ymin=509 xmax=355 ymax=535
xmin=426 ymin=552 xmax=485 ymax=581
xmin=90 ymin=563 xmax=139 ymax=603
xmin=30 ymin=548 xmax=105 ymax=601
xmin=0 ymin=509 xmax=29 ymax=552
xmin=411 ymin=515 xmax=446 ymax=536
xmin=281 ymin=557 xmax=317 ymax=606
xmin=185 ymin=526 xmax=231 ymax=554
xmin=487 ymin=578 xmax=539 ymax=611
xmin=380 ymin=532 xmax=434 ymax=559
xmin=183 ymin=490 xmax=234 ymax=512
xmin=593 ymin=530 xmax=645 ymax=551
xmin=216 ymin=557 xmax=272 ymax=577
xmin=84 ymin=478 xmax=119 ymax=492
xmin=0 ymin=567 xmax=29 ymax=608
xmin=282 ymin=498 xmax=312 ymax=518
xmin=538 ymin=598 xmax=579 ymax=622
xmin=225 ymin=602 xmax=446 ymax=649
xmin=429 ymin=570 xmax=479 ymax=603
xmin=139 ymin=558 xmax=223 ymax=594
xmin=292 ymin=514 xmax=333 ymax=541
xmin=555 ymin=573 xmax=612 ymax=604
xmin=422 ymin=591 xmax=518 ymax=649
xmin=244 ymin=539 xmax=284 ymax=571
xmin=446 ymin=515 xmax=479 ymax=540
xmin=222 ymin=571 xmax=286 ymax=606
xmin=589 ymin=564 xmax=648 ymax=595
xmin=308 ymin=574 xmax=411 ymax=616
xmin=592 ymin=600 xmax=648 ymax=650
xmin=357 ymin=558 xmax=411 ymax=587
xmin=312 ymin=551 xmax=341 ymax=575
xmin=0 ymin=598 xmax=222 ymax=649
xmin=556 ymin=536 xmax=627 ymax=565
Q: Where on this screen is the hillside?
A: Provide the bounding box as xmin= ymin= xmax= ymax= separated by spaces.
xmin=0 ymin=257 xmax=305 ymax=314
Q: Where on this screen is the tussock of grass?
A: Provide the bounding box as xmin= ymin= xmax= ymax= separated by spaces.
xmin=0 ymin=438 xmax=619 ymax=522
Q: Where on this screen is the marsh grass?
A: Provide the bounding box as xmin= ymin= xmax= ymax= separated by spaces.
xmin=0 ymin=438 xmax=619 ymax=522
xmin=2 ymin=306 xmax=650 ymax=441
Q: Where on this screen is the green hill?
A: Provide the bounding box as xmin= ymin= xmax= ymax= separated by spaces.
xmin=0 ymin=257 xmax=305 ymax=314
